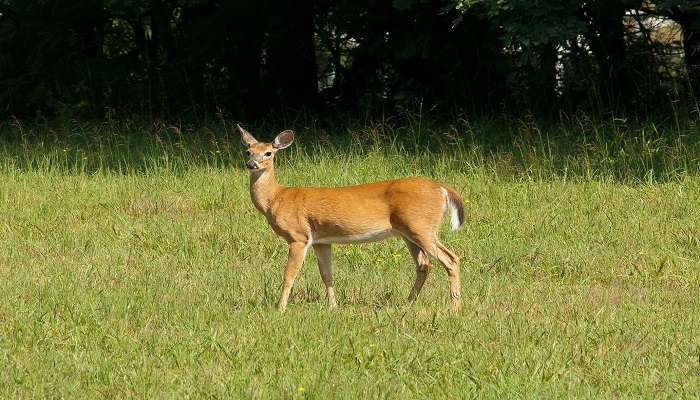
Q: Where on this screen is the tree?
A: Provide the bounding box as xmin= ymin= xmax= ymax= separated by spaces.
xmin=649 ymin=1 xmax=700 ymax=93
xmin=267 ymin=0 xmax=318 ymax=109
xmin=0 ymin=0 xmax=696 ymax=119
xmin=456 ymin=0 xmax=586 ymax=111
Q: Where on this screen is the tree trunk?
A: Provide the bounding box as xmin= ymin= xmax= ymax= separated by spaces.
xmin=221 ymin=1 xmax=265 ymax=116
xmin=266 ymin=0 xmax=318 ymax=108
xmin=148 ymin=0 xmax=174 ymax=115
xmin=532 ymin=44 xmax=558 ymax=112
xmin=150 ymin=0 xmax=175 ymax=64
xmin=584 ymin=1 xmax=631 ymax=110
xmin=679 ymin=14 xmax=700 ymax=94
xmin=130 ymin=17 xmax=161 ymax=116
xmin=340 ymin=0 xmax=394 ymax=111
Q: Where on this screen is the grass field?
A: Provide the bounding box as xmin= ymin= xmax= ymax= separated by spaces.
xmin=1 ymin=118 xmax=699 ymax=398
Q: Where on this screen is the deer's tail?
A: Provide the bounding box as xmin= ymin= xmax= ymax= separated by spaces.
xmin=442 ymin=186 xmax=465 ymax=231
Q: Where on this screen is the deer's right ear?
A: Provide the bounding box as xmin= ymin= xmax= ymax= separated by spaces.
xmin=238 ymin=124 xmax=258 ymax=147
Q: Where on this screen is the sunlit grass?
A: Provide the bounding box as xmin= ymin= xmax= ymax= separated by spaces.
xmin=0 ymin=118 xmax=699 ymax=398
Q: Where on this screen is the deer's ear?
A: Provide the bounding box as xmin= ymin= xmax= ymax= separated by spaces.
xmin=238 ymin=124 xmax=258 ymax=147
xmin=273 ymin=130 xmax=294 ymax=149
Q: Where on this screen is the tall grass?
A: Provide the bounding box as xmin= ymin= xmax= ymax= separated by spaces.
xmin=2 ymin=114 xmax=699 ymax=180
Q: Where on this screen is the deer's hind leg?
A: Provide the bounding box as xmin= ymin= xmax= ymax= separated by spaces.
xmin=313 ymin=244 xmax=337 ymax=308
xmin=403 ymin=238 xmax=433 ymax=304
xmin=434 ymin=240 xmax=461 ymax=311
xmin=397 ymin=230 xmax=461 ymax=312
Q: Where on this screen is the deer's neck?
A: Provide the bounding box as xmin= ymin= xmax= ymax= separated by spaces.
xmin=249 ymin=168 xmax=283 ymax=214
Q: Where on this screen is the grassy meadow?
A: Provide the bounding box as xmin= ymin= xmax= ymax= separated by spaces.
xmin=1 ymin=117 xmax=699 ymax=398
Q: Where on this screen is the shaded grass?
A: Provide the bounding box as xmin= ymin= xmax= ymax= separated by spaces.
xmin=0 ymin=118 xmax=699 ymax=398
xmin=2 ymin=114 xmax=700 ymax=180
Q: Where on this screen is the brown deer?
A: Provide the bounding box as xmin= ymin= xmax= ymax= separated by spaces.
xmin=239 ymin=125 xmax=464 ymax=312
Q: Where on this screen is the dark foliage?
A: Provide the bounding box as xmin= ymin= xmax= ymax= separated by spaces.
xmin=0 ymin=0 xmax=698 ymax=120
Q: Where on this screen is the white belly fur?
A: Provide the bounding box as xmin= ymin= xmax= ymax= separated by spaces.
xmin=313 ymin=229 xmax=395 ymax=244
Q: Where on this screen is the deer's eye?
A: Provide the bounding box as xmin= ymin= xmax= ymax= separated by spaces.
xmin=265 ymin=151 xmax=272 ymax=157
xmin=245 ymin=150 xmax=251 ymax=156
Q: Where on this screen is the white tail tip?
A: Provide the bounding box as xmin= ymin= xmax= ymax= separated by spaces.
xmin=441 ymin=187 xmax=464 ymax=231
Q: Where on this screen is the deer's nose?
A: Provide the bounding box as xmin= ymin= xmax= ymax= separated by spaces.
xmin=246 ymin=160 xmax=258 ymax=169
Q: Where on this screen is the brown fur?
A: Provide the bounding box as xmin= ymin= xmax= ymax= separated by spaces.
xmin=239 ymin=125 xmax=464 ymax=312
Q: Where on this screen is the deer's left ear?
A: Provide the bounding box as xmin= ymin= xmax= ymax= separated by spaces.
xmin=273 ymin=130 xmax=294 ymax=149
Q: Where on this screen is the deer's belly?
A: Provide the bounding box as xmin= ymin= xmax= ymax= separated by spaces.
xmin=313 ymin=229 xmax=395 ymax=244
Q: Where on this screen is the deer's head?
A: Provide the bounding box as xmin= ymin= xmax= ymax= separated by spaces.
xmin=238 ymin=125 xmax=294 ymax=172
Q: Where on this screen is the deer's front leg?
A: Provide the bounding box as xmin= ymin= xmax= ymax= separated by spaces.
xmin=277 ymin=242 xmax=309 ymax=312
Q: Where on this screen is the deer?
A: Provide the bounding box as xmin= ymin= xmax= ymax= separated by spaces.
xmin=238 ymin=125 xmax=465 ymax=312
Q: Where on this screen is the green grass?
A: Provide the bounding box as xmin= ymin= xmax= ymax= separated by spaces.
xmin=0 ymin=118 xmax=699 ymax=398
